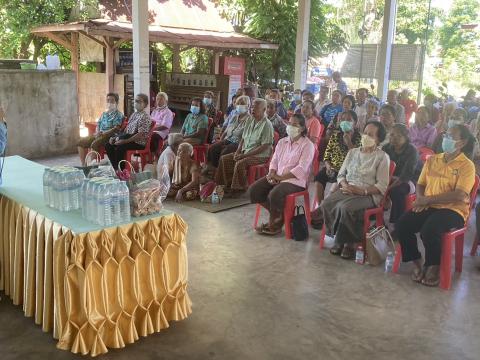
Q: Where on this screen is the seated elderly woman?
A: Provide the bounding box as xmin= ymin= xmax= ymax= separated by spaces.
xmin=77 ymin=92 xmax=124 ymax=166
xmin=314 ymin=110 xmax=362 ymax=204
xmin=150 ymin=91 xmax=174 ymax=154
xmin=325 ymin=94 xmax=356 ymax=137
xmin=105 ymin=93 xmax=151 ymax=170
xmin=168 ymin=142 xmax=200 ymax=202
xmin=409 ymin=106 xmax=436 ymax=148
xmin=378 ymin=104 xmax=396 ymax=145
xmin=181 ymin=98 xmax=209 ymax=145
xmin=156 ymin=132 xmax=183 ymax=178
xmin=249 ymin=113 xmax=314 ymax=235
xmin=206 ymin=95 xmax=252 ymax=170
xmin=396 ymin=125 xmax=475 ymax=286
xmin=382 ymin=124 xmax=419 ymax=225
xmin=321 ymin=121 xmax=390 ymax=259
xmin=215 ymin=98 xmax=274 ymax=194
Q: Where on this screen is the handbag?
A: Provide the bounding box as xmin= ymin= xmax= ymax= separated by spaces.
xmin=366 ymin=225 xmax=395 ymax=266
xmin=74 ymin=151 xmax=100 ymax=176
xmin=117 ymin=160 xmax=152 ymax=189
xmin=291 ymin=205 xmax=309 ymax=241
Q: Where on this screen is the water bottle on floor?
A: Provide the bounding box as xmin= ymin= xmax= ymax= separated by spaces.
xmin=81 ymin=178 xmax=89 ymax=218
xmin=110 ymin=180 xmax=121 ymax=225
xmin=119 ymin=181 xmax=131 ymax=223
xmin=385 ymin=251 xmax=394 ymax=272
xmin=355 ymin=246 xmax=364 ymax=264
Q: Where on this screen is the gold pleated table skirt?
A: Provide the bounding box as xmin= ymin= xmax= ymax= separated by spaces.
xmin=0 ymin=195 xmax=192 ymax=356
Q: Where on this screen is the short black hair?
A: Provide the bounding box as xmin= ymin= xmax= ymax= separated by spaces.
xmin=292 ymin=113 xmax=308 ymax=137
xmin=364 ymin=120 xmax=387 ymax=143
xmin=302 ymin=99 xmax=315 ymax=109
xmin=357 ymin=88 xmax=369 ymax=95
xmin=454 ymin=124 xmax=476 ymax=159
xmin=137 ymin=93 xmax=149 ymax=106
xmin=392 ymin=123 xmax=410 ymax=143
xmin=380 ymin=104 xmax=396 ymax=118
xmin=107 ymin=92 xmax=119 ymax=103
xmin=342 ymin=94 xmax=356 ymax=109
xmin=192 ymin=97 xmax=206 ymax=114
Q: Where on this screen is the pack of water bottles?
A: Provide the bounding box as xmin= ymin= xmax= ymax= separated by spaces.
xmin=81 ymin=177 xmax=131 ymax=226
xmin=43 ymin=166 xmax=85 ymax=211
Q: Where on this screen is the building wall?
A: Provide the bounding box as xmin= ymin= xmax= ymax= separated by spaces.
xmin=0 ymin=70 xmax=79 ymax=159
xmin=78 ymin=72 xmax=124 ymax=123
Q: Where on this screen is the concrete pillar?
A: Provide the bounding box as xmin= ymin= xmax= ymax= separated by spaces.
xmin=294 ymin=0 xmax=311 ymax=90
xmin=377 ymin=0 xmax=397 ymax=101
xmin=70 ymin=32 xmax=80 ymax=114
xmin=172 ymin=44 xmax=181 ymax=72
xmin=211 ymin=51 xmax=221 ymax=75
xmin=132 ymin=0 xmax=150 ymax=109
xmin=105 ymin=37 xmax=115 ymax=94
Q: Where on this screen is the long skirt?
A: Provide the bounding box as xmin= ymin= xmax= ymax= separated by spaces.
xmin=321 ymin=191 xmax=375 ymax=245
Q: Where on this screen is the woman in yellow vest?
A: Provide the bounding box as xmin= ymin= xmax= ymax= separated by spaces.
xmin=396 ymin=124 xmax=476 ymax=287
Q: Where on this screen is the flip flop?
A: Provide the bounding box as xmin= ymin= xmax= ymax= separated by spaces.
xmin=255 ymin=223 xmax=269 ymax=234
xmin=261 ymin=226 xmax=282 ymax=236
xmin=340 ymin=246 xmax=355 ymax=260
xmin=421 ymin=266 xmax=440 ymax=287
xmin=411 ymin=267 xmax=424 ymax=283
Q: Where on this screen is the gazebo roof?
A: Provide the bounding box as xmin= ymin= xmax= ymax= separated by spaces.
xmin=31 ymin=0 xmax=278 ymax=50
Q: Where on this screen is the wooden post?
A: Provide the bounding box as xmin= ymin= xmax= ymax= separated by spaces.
xmin=105 ymin=37 xmax=115 ymax=94
xmin=71 ymin=32 xmax=80 ymax=116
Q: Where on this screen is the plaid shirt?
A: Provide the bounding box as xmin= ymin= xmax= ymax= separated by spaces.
xmin=126 ymin=110 xmax=152 ymax=146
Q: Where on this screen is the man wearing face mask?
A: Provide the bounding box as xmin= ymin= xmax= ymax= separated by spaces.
xmin=205 ymin=95 xmax=252 ymax=172
xmin=203 ymin=90 xmax=217 ymax=120
xmin=249 ymin=113 xmax=315 ymax=235
xmin=431 ymin=108 xmax=468 ymax=154
xmin=77 ymin=93 xmax=124 ymax=166
xmin=105 ymin=93 xmax=152 ymax=170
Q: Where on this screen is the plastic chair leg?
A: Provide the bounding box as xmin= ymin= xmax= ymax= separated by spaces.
xmin=253 ymin=204 xmax=262 ymax=229
xmin=319 ymin=224 xmax=326 ymax=249
xmin=439 ymin=234 xmax=453 ymax=290
xmin=471 ymin=235 xmax=479 ymax=256
xmin=392 ymin=243 xmax=402 ymax=273
xmin=455 ymin=235 xmax=464 ymax=273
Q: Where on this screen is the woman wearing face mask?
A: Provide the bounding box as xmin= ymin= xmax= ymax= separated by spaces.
xmin=77 ymin=93 xmax=124 ymax=166
xmin=205 ymin=96 xmax=252 ymax=172
xmin=203 ymin=90 xmax=217 ymax=119
xmin=325 ymin=94 xmax=356 ymax=137
xmin=181 ymin=98 xmax=209 ymax=145
xmin=321 ymin=121 xmax=390 ymax=259
xmin=431 ymin=108 xmax=468 ymax=154
xmin=249 ymin=114 xmax=315 ymax=235
xmin=382 ymin=124 xmax=419 ymax=226
xmin=313 ymin=110 xmax=361 ymax=211
xmin=105 ymin=93 xmax=152 ymax=170
xmin=396 ymin=125 xmax=475 ymax=287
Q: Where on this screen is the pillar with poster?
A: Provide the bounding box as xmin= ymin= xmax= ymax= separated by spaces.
xmin=219 ymin=56 xmax=246 ymax=105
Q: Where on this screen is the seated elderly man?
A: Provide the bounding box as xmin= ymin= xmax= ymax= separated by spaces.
xmin=150 ymin=91 xmax=174 ymax=154
xmin=77 ymin=92 xmax=124 ymax=166
xmin=266 ymin=99 xmax=287 ymax=138
xmin=215 ymin=98 xmax=274 ymax=194
xmin=249 ymin=113 xmax=314 ymax=235
xmin=157 ymin=132 xmax=183 ymax=178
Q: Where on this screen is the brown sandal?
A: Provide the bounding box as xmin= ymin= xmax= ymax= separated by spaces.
xmin=330 ymin=244 xmax=344 ymax=256
xmin=261 ymin=225 xmax=282 ymax=236
xmin=340 ymin=246 xmax=355 ymax=260
xmin=421 ymin=266 xmax=440 ymax=287
xmin=411 ymin=267 xmax=424 ymax=283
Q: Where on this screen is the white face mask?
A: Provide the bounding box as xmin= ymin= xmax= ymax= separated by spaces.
xmin=361 ymin=134 xmax=376 ymax=148
xmin=107 ymin=103 xmax=117 ymax=111
xmin=286 ymin=125 xmax=301 ymax=139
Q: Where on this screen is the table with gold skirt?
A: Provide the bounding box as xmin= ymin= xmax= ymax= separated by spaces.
xmin=0 ymin=156 xmax=192 ymax=356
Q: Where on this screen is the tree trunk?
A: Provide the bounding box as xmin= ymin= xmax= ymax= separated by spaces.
xmin=32 ymin=38 xmax=46 ymax=63
xmin=18 ymin=36 xmax=33 ymax=59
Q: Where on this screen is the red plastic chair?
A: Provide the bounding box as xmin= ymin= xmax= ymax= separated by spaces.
xmin=193 ymin=117 xmax=213 ymax=164
xmin=125 ymin=122 xmax=156 ymax=171
xmin=253 ymin=189 xmax=311 ymax=240
xmin=418 ymin=147 xmax=434 ymax=163
xmin=318 ymin=161 xmax=397 ymax=261
xmin=247 ymin=131 xmax=280 ymax=186
xmin=392 ymin=176 xmax=480 ymax=290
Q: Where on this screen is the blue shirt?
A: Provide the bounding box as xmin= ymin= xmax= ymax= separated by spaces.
xmin=276 ymin=102 xmax=287 ymax=119
xmin=97 ymin=110 xmax=124 ymax=132
xmin=320 ymin=104 xmax=343 ymax=125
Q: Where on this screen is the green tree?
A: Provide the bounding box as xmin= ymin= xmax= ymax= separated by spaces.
xmin=217 ymin=0 xmax=348 ymax=87
xmin=0 ymin=0 xmax=95 ymax=62
xmin=436 ymin=0 xmax=480 ymax=89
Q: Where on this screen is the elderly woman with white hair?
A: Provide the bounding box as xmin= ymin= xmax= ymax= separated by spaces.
xmin=151 ymin=91 xmax=174 ymax=154
xmin=216 ymin=98 xmax=274 ymax=194
xmin=157 ymin=132 xmax=183 ymax=177
xmin=168 ymin=142 xmax=200 ymax=202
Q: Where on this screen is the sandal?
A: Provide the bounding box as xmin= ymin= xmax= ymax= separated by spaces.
xmin=421 ymin=265 xmax=440 ymax=287
xmin=261 ymin=226 xmax=282 ymax=236
xmin=340 ymin=246 xmax=355 ymax=260
xmin=411 ymin=266 xmax=424 ymax=283
xmin=255 ymin=223 xmax=269 ymax=234
xmin=330 ymin=244 xmax=344 ymax=256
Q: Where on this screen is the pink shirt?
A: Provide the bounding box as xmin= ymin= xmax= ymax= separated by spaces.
xmin=306 ymin=116 xmax=323 ymax=146
xmin=269 ymin=136 xmax=315 ymax=188
xmin=151 ymin=107 xmax=174 ymax=139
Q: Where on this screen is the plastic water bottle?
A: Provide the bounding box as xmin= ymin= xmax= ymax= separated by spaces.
xmin=355 ymin=246 xmax=364 ymax=264
xmin=385 ymin=251 xmax=394 ymax=272
xmin=102 ymin=183 xmax=113 ymax=226
xmin=81 ymin=178 xmax=89 ymax=218
xmin=43 ymin=168 xmax=51 ymax=206
xmin=119 ymin=181 xmax=131 ymax=223
xmin=211 ymin=190 xmax=219 ymax=204
xmin=110 ymin=180 xmax=121 ymax=225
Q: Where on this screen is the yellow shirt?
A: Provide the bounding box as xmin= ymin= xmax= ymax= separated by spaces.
xmin=418 ymin=153 xmax=475 ymax=221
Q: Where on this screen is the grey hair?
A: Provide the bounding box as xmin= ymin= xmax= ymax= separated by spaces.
xmin=179 ymin=142 xmax=194 ymax=155
xmin=167 ymin=132 xmax=183 ymax=146
xmin=156 ymin=91 xmax=168 ymax=102
xmin=253 ymin=98 xmax=267 ymax=110
xmin=236 ymin=95 xmax=251 ymax=106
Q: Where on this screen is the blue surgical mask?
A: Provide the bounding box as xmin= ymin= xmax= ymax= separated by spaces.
xmin=294 ymin=94 xmax=301 ymax=101
xmin=442 ymin=137 xmax=457 ymax=153
xmin=203 ymin=97 xmax=212 ymax=106
xmin=340 ymin=120 xmax=353 ymax=133
xmin=190 ymin=105 xmax=200 ymax=115
xmin=236 ymin=105 xmax=248 ymax=114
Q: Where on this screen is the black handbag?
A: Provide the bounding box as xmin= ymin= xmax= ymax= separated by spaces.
xmin=291 ymin=205 xmax=309 ymax=241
